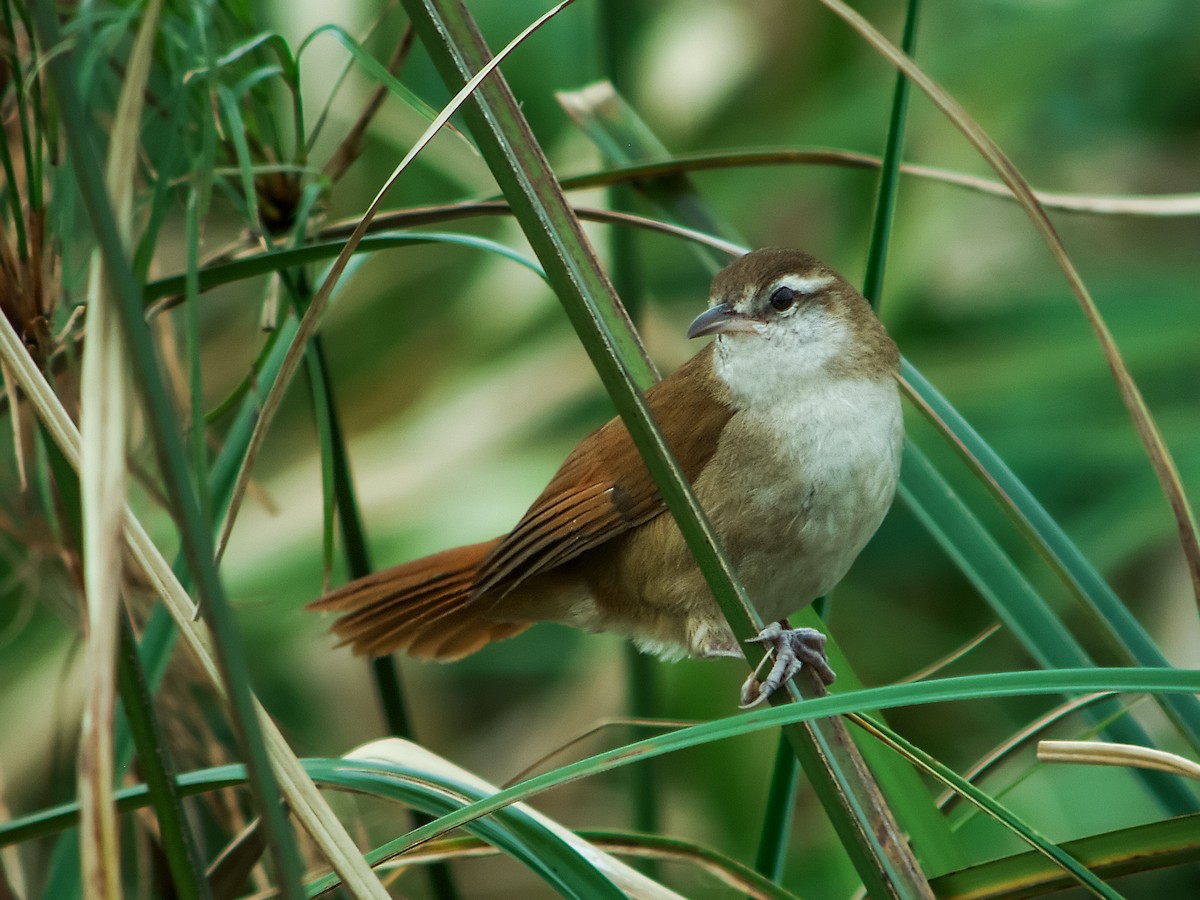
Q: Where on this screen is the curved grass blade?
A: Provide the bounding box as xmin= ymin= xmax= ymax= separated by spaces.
xmin=143 ymin=231 xmax=545 ymax=310
xmin=378 ymin=830 xmax=798 ymax=899
xmin=7 ymin=670 xmax=1198 ymax=848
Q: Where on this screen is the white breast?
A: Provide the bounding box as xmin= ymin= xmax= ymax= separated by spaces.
xmin=706 ymin=339 xmax=903 ymax=623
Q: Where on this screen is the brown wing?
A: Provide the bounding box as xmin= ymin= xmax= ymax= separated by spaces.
xmin=473 ymin=344 xmax=732 ymax=597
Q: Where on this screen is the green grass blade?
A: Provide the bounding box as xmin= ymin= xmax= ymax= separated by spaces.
xmin=115 ymin=615 xmax=210 ymax=900
xmin=8 ymin=670 xmax=1198 ymax=847
xmin=860 ymin=0 xmax=919 ymax=311
xmin=754 ymin=737 xmax=799 ymax=881
xmin=143 ymin=231 xmax=544 ymax=314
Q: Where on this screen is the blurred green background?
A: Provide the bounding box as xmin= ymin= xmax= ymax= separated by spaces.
xmin=2 ymin=0 xmax=1198 ymax=895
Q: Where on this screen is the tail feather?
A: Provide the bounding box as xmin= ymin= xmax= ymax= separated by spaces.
xmin=308 ymin=539 xmax=529 ymax=660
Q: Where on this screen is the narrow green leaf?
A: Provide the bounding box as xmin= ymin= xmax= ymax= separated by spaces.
xmin=143 ymin=231 xmax=545 ymax=308
xmin=861 ymin=0 xmax=919 ymax=310
xmin=754 ymin=738 xmax=799 ymax=881
xmin=7 ymin=668 xmax=1198 ymax=852
xmin=115 ymin=615 xmax=210 ymax=900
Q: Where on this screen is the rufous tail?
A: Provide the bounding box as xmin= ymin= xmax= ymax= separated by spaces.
xmin=307 ymin=539 xmax=530 ymax=660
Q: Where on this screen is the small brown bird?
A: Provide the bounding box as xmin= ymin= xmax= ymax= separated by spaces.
xmin=310 ymin=248 xmax=903 ymax=706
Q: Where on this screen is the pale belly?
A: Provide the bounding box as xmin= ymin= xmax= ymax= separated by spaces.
xmin=596 ymin=380 xmax=903 ymax=659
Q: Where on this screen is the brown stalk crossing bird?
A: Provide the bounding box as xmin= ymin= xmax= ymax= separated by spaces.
xmin=309 ymin=248 xmax=903 ymax=707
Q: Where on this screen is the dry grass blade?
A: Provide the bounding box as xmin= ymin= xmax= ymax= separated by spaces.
xmin=214 ymin=0 xmax=579 ymax=560
xmin=816 ymin=0 xmax=1200 ymax=601
xmin=77 ymin=2 xmax=161 ymax=895
xmin=1039 ymin=741 xmax=1200 ymax=780
xmin=554 ymin=149 xmax=1200 ymax=217
xmin=896 ymin=623 xmax=1001 ymax=684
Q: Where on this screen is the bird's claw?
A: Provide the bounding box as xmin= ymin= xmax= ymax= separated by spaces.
xmin=739 ymin=623 xmax=835 ymax=708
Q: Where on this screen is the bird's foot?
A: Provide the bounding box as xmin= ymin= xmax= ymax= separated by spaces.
xmin=739 ymin=623 xmax=835 ymax=709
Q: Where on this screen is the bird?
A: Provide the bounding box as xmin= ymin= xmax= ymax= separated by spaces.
xmin=309 ymin=248 xmax=903 ymax=707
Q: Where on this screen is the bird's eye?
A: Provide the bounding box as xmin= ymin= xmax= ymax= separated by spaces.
xmin=769 ymin=286 xmax=797 ymax=311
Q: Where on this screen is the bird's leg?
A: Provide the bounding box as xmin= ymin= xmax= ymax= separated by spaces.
xmin=739 ymin=621 xmax=835 ymax=709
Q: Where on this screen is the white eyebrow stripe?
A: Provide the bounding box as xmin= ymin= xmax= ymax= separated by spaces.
xmin=777 ymin=275 xmax=835 ymax=293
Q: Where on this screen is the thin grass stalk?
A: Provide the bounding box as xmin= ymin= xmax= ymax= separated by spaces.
xmin=754 ymin=737 xmax=799 ymax=881
xmin=379 ymin=830 xmax=798 ymax=899
xmin=76 ymin=2 xmax=162 ymax=891
xmin=77 ymin=195 xmax=127 ymax=900
xmin=553 ymin=150 xmax=1200 ymax=217
xmin=596 ymin=5 xmax=663 ymax=847
xmin=307 ymin=339 xmax=415 ymax=738
xmin=861 ymin=0 xmax=918 ymax=311
xmin=0 ymin=1 xmax=29 ymax=257
xmin=30 ymin=6 xmax=306 ymax=893
xmin=115 ymin=614 xmax=210 ymax=900
xmin=398 ymin=1 xmax=929 ymax=896
xmin=184 ymin=190 xmax=211 ymax=522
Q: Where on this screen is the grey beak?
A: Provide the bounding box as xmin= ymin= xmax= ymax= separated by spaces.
xmin=687 ymin=302 xmax=760 ymax=339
